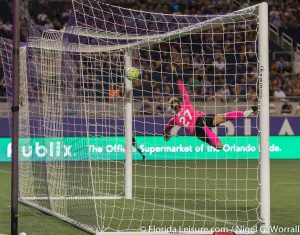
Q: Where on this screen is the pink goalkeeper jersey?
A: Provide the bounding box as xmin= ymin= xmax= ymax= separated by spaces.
xmin=164 ymin=80 xmax=206 ymax=135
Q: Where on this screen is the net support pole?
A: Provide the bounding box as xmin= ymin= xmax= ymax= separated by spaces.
xmin=11 ymin=0 xmax=21 ymax=234
xmin=124 ymin=49 xmax=133 ymax=199
xmin=258 ymin=2 xmax=270 ymax=234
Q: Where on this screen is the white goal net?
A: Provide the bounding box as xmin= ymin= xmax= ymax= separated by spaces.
xmin=0 ymin=1 xmax=270 ymax=234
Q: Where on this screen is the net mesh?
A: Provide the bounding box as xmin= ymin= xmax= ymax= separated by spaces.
xmin=0 ymin=1 xmax=263 ymax=233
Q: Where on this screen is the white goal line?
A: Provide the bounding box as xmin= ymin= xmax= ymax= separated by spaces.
xmin=95 ymin=231 xmax=257 ymax=235
xmin=21 ymin=196 xmax=122 ymax=200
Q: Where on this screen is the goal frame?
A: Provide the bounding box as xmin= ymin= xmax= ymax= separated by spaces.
xmin=8 ymin=2 xmax=270 ymax=234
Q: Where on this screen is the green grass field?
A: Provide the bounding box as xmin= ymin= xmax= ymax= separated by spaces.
xmin=0 ymin=160 xmax=300 ymax=235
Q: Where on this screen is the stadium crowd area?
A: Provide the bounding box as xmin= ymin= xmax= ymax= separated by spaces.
xmin=0 ymin=0 xmax=300 ymax=113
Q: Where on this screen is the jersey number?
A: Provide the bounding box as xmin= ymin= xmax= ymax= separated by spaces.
xmin=179 ymin=110 xmax=192 ymax=127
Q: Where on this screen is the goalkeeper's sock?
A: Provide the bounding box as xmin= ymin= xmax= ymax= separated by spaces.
xmin=243 ymin=106 xmax=258 ymax=117
xmin=225 ymin=111 xmax=244 ymax=120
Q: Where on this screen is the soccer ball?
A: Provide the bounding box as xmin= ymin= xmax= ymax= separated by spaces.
xmin=126 ymin=67 xmax=140 ymax=80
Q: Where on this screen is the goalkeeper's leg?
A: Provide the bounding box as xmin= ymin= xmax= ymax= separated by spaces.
xmin=213 ymin=106 xmax=258 ymax=126
xmin=195 ymin=121 xmax=223 ymax=150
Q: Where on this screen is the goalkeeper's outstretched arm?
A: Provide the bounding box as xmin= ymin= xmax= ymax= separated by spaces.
xmin=176 ymin=79 xmax=191 ymax=106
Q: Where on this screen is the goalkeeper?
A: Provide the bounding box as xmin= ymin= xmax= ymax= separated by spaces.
xmin=163 ymin=80 xmax=257 ymax=150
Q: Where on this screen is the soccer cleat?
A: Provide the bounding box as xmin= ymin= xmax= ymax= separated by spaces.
xmin=243 ymin=106 xmax=258 ymax=117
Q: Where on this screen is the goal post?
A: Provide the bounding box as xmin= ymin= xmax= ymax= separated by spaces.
xmin=0 ymin=1 xmax=270 ymax=234
xmin=124 ymin=49 xmax=133 ymax=200
xmin=258 ymin=2 xmax=270 ymax=234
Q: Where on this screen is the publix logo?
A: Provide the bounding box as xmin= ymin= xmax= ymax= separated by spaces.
xmin=7 ymin=141 xmax=72 ymax=159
